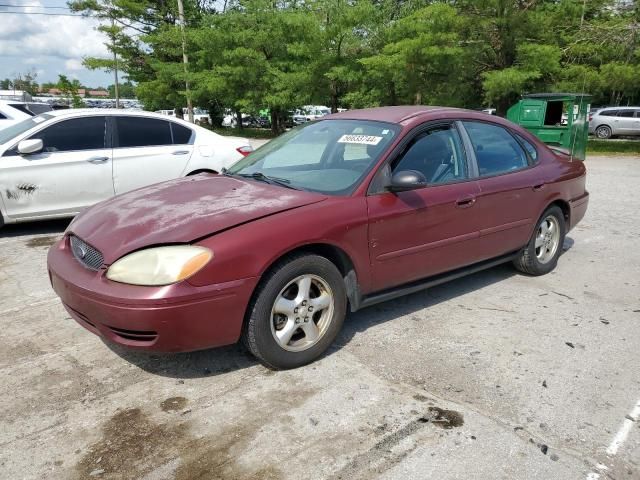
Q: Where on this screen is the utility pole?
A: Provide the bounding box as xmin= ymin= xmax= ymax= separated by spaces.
xmin=111 ymin=16 xmax=120 ymax=108
xmin=177 ymin=0 xmax=193 ymax=123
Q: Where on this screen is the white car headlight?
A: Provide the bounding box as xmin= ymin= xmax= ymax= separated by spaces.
xmin=106 ymin=246 xmax=213 ymax=286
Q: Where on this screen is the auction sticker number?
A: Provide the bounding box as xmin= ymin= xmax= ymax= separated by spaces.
xmin=337 ymin=134 xmax=383 ymax=145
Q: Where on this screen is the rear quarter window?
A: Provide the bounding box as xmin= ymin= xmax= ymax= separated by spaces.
xmin=171 ymin=123 xmax=194 ymax=144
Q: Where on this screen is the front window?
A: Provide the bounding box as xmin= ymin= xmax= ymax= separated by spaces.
xmin=227 ymin=119 xmax=400 ymax=195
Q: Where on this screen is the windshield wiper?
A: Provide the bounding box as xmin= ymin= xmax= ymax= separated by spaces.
xmin=237 ymin=172 xmax=296 ymax=189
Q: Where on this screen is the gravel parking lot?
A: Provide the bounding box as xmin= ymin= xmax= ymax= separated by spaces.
xmin=1 ymin=155 xmax=638 ymax=480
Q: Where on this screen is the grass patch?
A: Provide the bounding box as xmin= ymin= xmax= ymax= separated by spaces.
xmin=206 ymin=126 xmax=279 ymax=139
xmin=588 ymin=139 xmax=640 ymax=155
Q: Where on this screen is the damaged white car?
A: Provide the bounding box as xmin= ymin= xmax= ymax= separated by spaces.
xmin=0 ymin=109 xmax=252 ymax=226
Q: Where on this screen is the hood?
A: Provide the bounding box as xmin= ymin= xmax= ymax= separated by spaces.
xmin=69 ymin=174 xmax=327 ymax=264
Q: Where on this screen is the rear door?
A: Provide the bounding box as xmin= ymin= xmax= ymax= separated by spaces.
xmin=367 ymin=122 xmax=482 ymax=290
xmin=616 ymin=110 xmax=637 ymax=135
xmin=112 ymin=116 xmax=194 ymax=194
xmin=460 ymin=121 xmax=545 ymax=260
xmin=0 ymin=115 xmax=113 ymax=220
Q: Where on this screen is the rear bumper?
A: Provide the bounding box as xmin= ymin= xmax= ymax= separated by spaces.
xmin=569 ymin=191 xmax=589 ymax=231
xmin=48 ymin=236 xmax=259 ymax=352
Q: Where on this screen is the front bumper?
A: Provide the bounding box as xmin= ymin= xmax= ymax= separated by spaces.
xmin=47 ymin=236 xmax=259 ymax=352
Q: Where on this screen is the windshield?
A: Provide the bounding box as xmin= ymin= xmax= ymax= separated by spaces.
xmin=228 ymin=119 xmax=400 ymax=195
xmin=0 ymin=114 xmax=53 ymax=145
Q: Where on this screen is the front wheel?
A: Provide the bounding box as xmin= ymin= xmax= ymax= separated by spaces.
xmin=513 ymin=206 xmax=566 ymax=276
xmin=242 ymin=254 xmax=347 ymax=369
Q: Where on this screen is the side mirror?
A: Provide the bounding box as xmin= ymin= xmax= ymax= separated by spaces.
xmin=18 ymin=139 xmax=44 ymax=155
xmin=387 ymin=170 xmax=428 ymax=192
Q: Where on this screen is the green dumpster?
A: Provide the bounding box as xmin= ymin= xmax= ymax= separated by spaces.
xmin=506 ymin=93 xmax=591 ymax=161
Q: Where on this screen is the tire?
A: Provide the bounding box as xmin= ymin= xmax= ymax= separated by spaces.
xmin=513 ymin=206 xmax=566 ymax=276
xmin=242 ymin=254 xmax=347 ymax=369
xmin=595 ymin=125 xmax=612 ymax=139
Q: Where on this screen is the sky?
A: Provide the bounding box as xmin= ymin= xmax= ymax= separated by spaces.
xmin=0 ymin=0 xmax=114 ymax=87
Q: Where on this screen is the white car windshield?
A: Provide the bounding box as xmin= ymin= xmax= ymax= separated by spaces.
xmin=227 ymin=119 xmax=400 ymax=195
xmin=0 ymin=114 xmax=53 ymax=145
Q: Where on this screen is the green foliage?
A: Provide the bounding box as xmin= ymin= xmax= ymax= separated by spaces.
xmin=56 ymin=75 xmax=85 ymax=108
xmin=588 ymin=139 xmax=640 ymax=154
xmin=81 ymin=0 xmax=640 ymax=119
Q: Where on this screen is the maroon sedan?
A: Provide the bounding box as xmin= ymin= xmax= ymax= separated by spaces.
xmin=48 ymin=106 xmax=589 ymax=369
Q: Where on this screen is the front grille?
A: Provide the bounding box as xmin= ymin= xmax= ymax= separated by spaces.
xmin=70 ymin=235 xmax=103 ymax=270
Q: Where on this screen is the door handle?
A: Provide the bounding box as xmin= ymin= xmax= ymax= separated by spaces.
xmin=172 ymin=150 xmax=189 ymax=155
xmin=532 ymin=183 xmax=546 ymax=192
xmin=86 ymin=156 xmax=109 ymax=163
xmin=455 ymin=196 xmax=476 ymax=208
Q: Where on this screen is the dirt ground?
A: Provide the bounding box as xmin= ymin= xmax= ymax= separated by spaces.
xmin=0 ymin=155 xmax=638 ymax=480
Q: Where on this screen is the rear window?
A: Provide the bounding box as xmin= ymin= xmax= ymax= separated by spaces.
xmin=599 ymin=110 xmax=618 ymax=117
xmin=462 ymin=121 xmax=529 ymax=176
xmin=25 ymin=103 xmax=52 ymax=115
xmin=8 ymin=103 xmax=35 ymax=116
xmin=115 ymin=116 xmax=172 ymax=148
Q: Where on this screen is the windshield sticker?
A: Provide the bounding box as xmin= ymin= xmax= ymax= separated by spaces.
xmin=338 ymin=134 xmax=383 ymax=145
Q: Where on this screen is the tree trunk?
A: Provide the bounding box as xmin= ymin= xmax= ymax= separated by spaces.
xmin=330 ymin=80 xmax=339 ymax=113
xmin=271 ymin=109 xmax=279 ymax=134
xmin=236 ymin=110 xmax=243 ymax=130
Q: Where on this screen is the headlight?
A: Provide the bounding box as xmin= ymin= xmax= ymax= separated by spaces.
xmin=106 ymin=246 xmax=212 ymax=286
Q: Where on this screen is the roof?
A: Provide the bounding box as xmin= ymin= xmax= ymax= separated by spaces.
xmin=46 ymin=108 xmax=158 ymax=118
xmin=523 ymin=93 xmax=592 ymax=99
xmin=325 ymin=105 xmax=463 ymax=124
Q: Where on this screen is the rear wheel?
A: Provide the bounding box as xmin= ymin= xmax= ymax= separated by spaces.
xmin=243 ymin=254 xmax=346 ymax=369
xmin=595 ymin=125 xmax=612 ymax=139
xmin=513 ymin=206 xmax=565 ymax=276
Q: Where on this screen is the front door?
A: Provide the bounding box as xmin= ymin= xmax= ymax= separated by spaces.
xmin=112 ymin=116 xmax=194 ymax=194
xmin=367 ymin=123 xmax=482 ymax=291
xmin=0 ymin=116 xmax=113 ymax=220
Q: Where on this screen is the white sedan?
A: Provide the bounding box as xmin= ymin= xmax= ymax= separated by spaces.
xmin=0 ymin=109 xmax=252 ymax=226
xmin=0 ymin=100 xmax=53 ymax=130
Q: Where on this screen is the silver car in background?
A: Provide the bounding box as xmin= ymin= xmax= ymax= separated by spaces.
xmin=589 ymin=107 xmax=640 ymax=139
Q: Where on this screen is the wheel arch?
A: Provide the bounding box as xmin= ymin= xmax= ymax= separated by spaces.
xmin=186 ymin=169 xmax=217 ymax=176
xmin=251 ymin=242 xmax=361 ymax=315
xmin=548 ymin=199 xmax=570 ymax=225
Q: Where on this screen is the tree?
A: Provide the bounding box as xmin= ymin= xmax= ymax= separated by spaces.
xmin=57 ymin=75 xmax=85 ymax=108
xmin=108 ymin=81 xmax=136 ymax=98
xmin=353 ymin=4 xmax=471 ymax=107
xmin=10 ymin=70 xmax=40 ymax=96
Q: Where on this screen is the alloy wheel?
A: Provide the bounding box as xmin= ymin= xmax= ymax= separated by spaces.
xmin=270 ymin=274 xmax=334 ymax=352
xmin=535 ymin=215 xmax=561 ymax=264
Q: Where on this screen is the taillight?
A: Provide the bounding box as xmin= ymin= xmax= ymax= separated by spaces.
xmin=236 ymin=146 xmax=253 ymax=157
xmin=588 ymin=114 xmax=592 ymax=122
